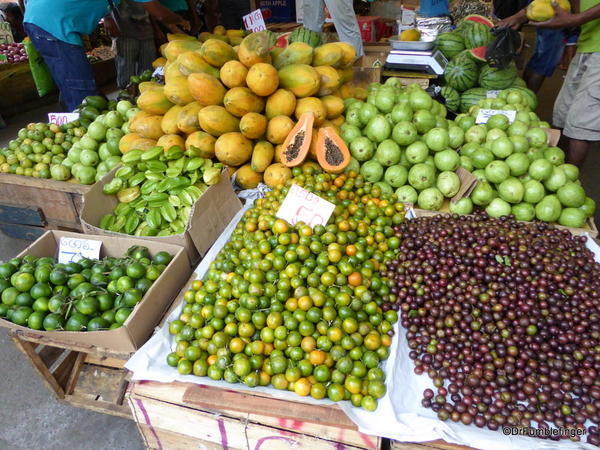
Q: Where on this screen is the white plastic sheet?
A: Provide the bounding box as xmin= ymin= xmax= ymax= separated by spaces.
xmin=126 ymin=206 xmax=600 ymax=450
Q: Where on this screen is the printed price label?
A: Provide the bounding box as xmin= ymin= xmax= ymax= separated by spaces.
xmin=486 ymin=90 xmax=500 ymax=98
xmin=475 ymin=109 xmax=516 ymax=125
xmin=276 ymin=184 xmax=335 ymax=228
xmin=48 ymin=112 xmax=79 ymax=126
xmin=243 ymin=9 xmax=267 ymax=32
xmin=58 ymin=237 xmax=102 ymax=264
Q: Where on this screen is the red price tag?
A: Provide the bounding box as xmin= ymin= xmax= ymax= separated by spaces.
xmin=276 ymin=184 xmax=336 ymax=228
xmin=242 ymin=9 xmax=267 ymax=32
xmin=48 ymin=112 xmax=79 ymax=125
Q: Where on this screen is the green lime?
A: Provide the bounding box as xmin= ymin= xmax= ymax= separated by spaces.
xmin=15 ymin=292 xmax=34 ymax=307
xmin=87 ymin=317 xmax=110 ymax=331
xmin=27 ymin=311 xmax=45 ymax=330
xmin=116 ymin=276 xmax=134 ymax=293
xmin=30 ymin=282 xmax=52 ymax=299
xmin=48 ymin=295 xmax=66 ymax=314
xmin=153 ymin=251 xmax=172 ymax=266
xmin=43 ymin=313 xmax=65 ymax=330
xmin=101 ymin=309 xmax=116 ymax=323
xmin=115 ymin=307 xmax=132 ymax=324
xmin=67 ymin=273 xmax=86 ymax=290
xmin=97 ymin=293 xmax=115 ymax=311
xmin=166 ymin=352 xmax=179 ymax=367
xmin=109 ymin=266 xmax=126 ymax=280
xmin=34 ymin=265 xmax=52 ymax=283
xmin=11 ymin=307 xmax=33 ymax=325
xmin=1 ymin=287 xmax=19 ymax=306
xmin=32 ymin=297 xmax=49 ymax=312
xmin=135 ymin=278 xmax=153 ymax=293
xmin=49 ymin=269 xmax=68 ymax=285
xmin=11 ymin=272 xmax=35 ymax=292
xmin=75 ymin=296 xmax=100 ymax=315
xmin=90 ymin=272 xmax=108 ymax=286
xmin=64 ymin=262 xmax=83 ymax=274
xmin=0 ymin=263 xmax=17 ymax=279
xmin=126 ymin=263 xmax=146 ymax=280
xmin=123 ymin=288 xmax=143 ymax=307
xmin=65 ymin=313 xmax=89 ymax=331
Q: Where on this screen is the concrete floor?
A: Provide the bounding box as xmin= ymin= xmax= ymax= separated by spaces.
xmin=0 ymin=44 xmax=600 ymax=450
xmin=0 ymin=105 xmax=144 ymax=449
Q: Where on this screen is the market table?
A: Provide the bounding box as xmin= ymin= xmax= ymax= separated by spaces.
xmin=0 ymin=174 xmax=91 ymax=239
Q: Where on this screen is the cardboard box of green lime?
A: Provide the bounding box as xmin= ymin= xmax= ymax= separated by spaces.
xmin=0 ymin=230 xmax=191 ymax=354
xmin=80 ymin=152 xmax=243 ymax=264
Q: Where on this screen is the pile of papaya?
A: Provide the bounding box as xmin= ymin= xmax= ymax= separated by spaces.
xmin=121 ymin=26 xmax=365 ymax=189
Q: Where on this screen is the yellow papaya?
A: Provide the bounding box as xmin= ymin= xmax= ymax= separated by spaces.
xmin=278 ymin=64 xmax=320 ymax=98
xmin=235 ymin=164 xmax=263 ymax=189
xmin=223 ymin=87 xmax=265 ymax=118
xmin=198 ymin=105 xmax=241 ymax=136
xmin=200 ymin=39 xmax=238 ymax=67
xmin=214 ymin=132 xmax=253 ymax=166
xmin=137 ymin=88 xmax=174 ymax=115
xmin=176 ymin=52 xmax=220 ymax=78
xmin=161 ymin=105 xmax=184 ymax=134
xmin=251 ymin=141 xmax=275 ymax=172
xmin=185 ymin=131 xmax=217 ymax=158
xmin=187 ymin=72 xmax=227 ymax=106
xmin=177 ymin=101 xmax=203 ymax=134
xmin=220 ymin=60 xmax=248 ymax=88
xmin=265 ymin=89 xmax=297 ymax=119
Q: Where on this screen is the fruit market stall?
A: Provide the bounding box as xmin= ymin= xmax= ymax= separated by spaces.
xmin=1 ymin=19 xmax=599 ymax=450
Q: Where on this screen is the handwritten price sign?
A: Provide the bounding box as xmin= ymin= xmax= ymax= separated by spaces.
xmin=58 ymin=237 xmax=102 ymax=264
xmin=475 ymin=109 xmax=516 ymax=125
xmin=276 ymin=184 xmax=335 ymax=228
xmin=243 ymin=9 xmax=267 ymax=32
xmin=48 ymin=112 xmax=79 ymax=126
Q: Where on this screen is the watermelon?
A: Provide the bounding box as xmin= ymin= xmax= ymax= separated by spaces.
xmin=463 ymin=14 xmax=494 ymax=28
xmin=479 ymin=63 xmax=517 ymax=90
xmin=435 ymin=32 xmax=465 ymax=60
xmin=289 ymin=27 xmax=323 ymax=48
xmin=444 ymin=57 xmax=479 ymax=92
xmin=462 ymin=22 xmax=493 ymax=49
xmin=441 ymin=86 xmax=461 ymax=112
xmin=460 ymin=88 xmax=488 ymax=113
xmin=469 ymin=46 xmax=488 ymax=63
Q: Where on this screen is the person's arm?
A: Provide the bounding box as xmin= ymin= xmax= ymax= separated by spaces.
xmin=138 ymin=0 xmax=191 ymax=32
xmin=532 ymin=1 xmax=600 ymax=28
xmin=496 ymin=8 xmax=528 ymax=30
xmin=186 ymin=0 xmax=200 ymax=35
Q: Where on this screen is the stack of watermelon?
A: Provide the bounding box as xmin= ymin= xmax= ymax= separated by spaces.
xmin=436 ymin=15 xmax=527 ymax=113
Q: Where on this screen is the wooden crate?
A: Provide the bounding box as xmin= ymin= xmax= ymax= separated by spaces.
xmin=391 ymin=440 xmax=473 ymax=450
xmin=128 ymin=381 xmax=383 ymax=450
xmin=0 ymin=174 xmax=90 ymax=239
xmin=9 ymin=330 xmax=132 ymax=419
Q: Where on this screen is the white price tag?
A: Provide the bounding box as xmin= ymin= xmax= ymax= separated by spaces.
xmin=276 ymin=184 xmax=335 ymax=228
xmin=243 ymin=9 xmax=267 ymax=32
xmin=58 ymin=237 xmax=102 ymax=264
xmin=48 ymin=112 xmax=79 ymax=126
xmin=486 ymin=90 xmax=500 ymax=98
xmin=475 ymin=109 xmax=516 ymax=125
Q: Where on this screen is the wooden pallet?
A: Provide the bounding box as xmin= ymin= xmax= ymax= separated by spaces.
xmin=9 ymin=330 xmax=132 ymax=419
xmin=0 ymin=174 xmax=91 ymax=239
xmin=128 ymin=381 xmax=383 ymax=450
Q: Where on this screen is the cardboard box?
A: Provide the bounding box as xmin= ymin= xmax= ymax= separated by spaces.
xmin=80 ymin=169 xmax=243 ymax=264
xmin=0 ymin=231 xmax=192 ymax=354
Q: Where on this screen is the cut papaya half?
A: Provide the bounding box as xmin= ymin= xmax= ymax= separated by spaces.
xmin=279 ymin=111 xmax=314 ymax=167
xmin=316 ymin=127 xmax=350 ymax=174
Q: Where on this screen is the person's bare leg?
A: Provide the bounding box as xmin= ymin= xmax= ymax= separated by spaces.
xmin=567 ymin=138 xmax=590 ymax=167
xmin=523 ymin=67 xmax=546 ymax=93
